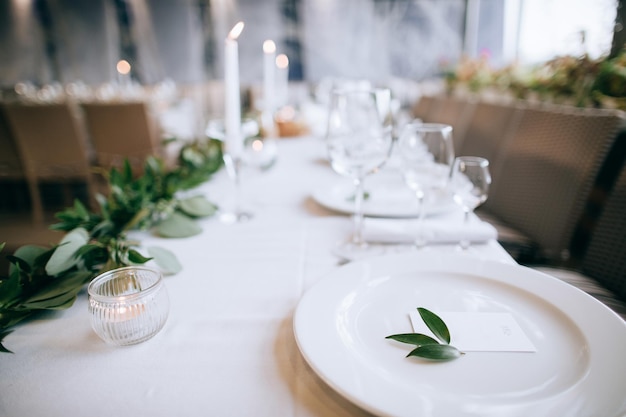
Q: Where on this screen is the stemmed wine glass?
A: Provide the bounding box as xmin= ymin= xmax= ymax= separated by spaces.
xmin=216 ymin=119 xmax=260 ymax=224
xmin=220 ymin=152 xmax=251 ymax=223
xmin=397 ymin=123 xmax=455 ymax=247
xmin=449 ymin=156 xmax=491 ymax=249
xmin=325 ymin=87 xmax=394 ymax=259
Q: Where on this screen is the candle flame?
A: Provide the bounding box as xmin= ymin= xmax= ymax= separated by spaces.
xmin=252 ymin=139 xmax=264 ymax=152
xmin=116 ymin=59 xmax=131 ymax=75
xmin=228 ymin=21 xmax=245 ymax=40
xmin=276 ymin=54 xmax=289 ymax=69
xmin=263 ymin=40 xmax=276 ymax=54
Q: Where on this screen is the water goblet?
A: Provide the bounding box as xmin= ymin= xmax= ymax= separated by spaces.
xmin=208 ymin=119 xmax=260 ymax=223
xmin=450 ymin=156 xmax=491 ymax=249
xmin=398 ymin=122 xmax=455 ymax=247
xmin=325 ymin=87 xmax=394 ymax=259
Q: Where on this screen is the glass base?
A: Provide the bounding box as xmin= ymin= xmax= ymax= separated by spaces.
xmin=332 ymin=240 xmax=386 ymax=262
xmin=219 ymin=210 xmax=253 ymax=224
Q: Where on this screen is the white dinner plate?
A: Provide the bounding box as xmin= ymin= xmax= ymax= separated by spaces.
xmin=312 ymin=170 xmax=457 ymax=218
xmin=293 ymin=252 xmax=626 ymax=417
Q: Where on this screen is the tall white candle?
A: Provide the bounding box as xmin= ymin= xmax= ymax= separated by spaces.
xmin=263 ymin=40 xmax=276 ymax=114
xmin=275 ymin=54 xmax=289 ymax=109
xmin=224 ymin=21 xmax=244 ymax=157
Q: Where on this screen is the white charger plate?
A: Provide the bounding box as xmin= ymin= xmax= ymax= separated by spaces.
xmin=293 ymin=252 xmax=626 ymax=417
xmin=312 ymin=170 xmax=457 ymax=218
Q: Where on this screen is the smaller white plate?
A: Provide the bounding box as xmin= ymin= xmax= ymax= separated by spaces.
xmin=312 ymin=170 xmax=456 ymax=218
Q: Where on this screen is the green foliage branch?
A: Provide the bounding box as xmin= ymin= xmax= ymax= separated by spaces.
xmin=0 ymin=138 xmax=223 ymax=353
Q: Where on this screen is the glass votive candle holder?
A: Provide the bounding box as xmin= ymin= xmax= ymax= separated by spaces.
xmin=88 ymin=266 xmax=169 ymax=346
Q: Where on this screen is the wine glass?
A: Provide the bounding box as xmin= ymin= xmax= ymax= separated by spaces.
xmin=325 ymin=87 xmax=394 ymax=258
xmin=397 ymin=123 xmax=455 ymax=247
xmin=450 ymin=156 xmax=491 ymax=249
xmin=215 ymin=119 xmax=260 ymax=224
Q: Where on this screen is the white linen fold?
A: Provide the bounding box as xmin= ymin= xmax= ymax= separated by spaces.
xmin=364 ymin=211 xmax=498 ymax=244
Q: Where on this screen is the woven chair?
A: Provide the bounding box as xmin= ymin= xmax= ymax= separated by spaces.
xmin=81 ymin=101 xmax=162 ymax=174
xmin=425 ymin=95 xmax=477 ymax=154
xmin=459 ymin=100 xmax=522 ymax=164
xmin=4 ymin=102 xmax=97 ymax=224
xmin=535 ymin=157 xmax=626 ymax=320
xmin=0 ymin=105 xmax=28 ymax=212
xmin=411 ymin=95 xmax=437 ymax=122
xmin=480 ymin=102 xmax=626 ymax=264
xmin=0 ymin=105 xmax=24 ymax=181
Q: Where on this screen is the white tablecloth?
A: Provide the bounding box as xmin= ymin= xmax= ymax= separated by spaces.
xmin=0 ymin=136 xmax=514 ymax=417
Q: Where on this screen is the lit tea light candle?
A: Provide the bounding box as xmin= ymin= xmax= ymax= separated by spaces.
xmin=224 ymin=21 xmax=245 ymax=157
xmin=116 ymin=59 xmax=131 ymax=86
xmin=275 ymin=54 xmax=289 ymax=109
xmin=108 ymin=303 xmax=145 ymax=322
xmin=247 ymin=137 xmax=277 ymax=170
xmin=263 ymin=40 xmax=276 ymax=114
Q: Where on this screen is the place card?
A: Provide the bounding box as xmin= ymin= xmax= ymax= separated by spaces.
xmin=409 ymin=311 xmax=537 ymax=352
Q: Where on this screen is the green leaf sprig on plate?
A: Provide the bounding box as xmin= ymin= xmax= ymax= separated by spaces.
xmin=386 ymin=307 xmax=464 ymax=361
xmin=346 ymin=191 xmax=370 ymax=202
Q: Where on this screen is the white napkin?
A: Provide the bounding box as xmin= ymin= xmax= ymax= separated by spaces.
xmin=364 ymin=211 xmax=497 ymax=244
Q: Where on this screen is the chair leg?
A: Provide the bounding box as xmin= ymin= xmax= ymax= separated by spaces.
xmin=26 ymin=177 xmax=44 ymax=225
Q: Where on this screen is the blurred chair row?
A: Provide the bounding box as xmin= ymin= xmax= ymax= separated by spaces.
xmin=414 ymin=94 xmax=626 ymax=318
xmin=0 ymin=101 xmax=162 ymax=224
xmin=536 ymin=157 xmax=626 ymax=319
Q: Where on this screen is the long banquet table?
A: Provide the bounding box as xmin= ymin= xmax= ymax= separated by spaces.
xmin=0 ymin=136 xmax=514 ymax=417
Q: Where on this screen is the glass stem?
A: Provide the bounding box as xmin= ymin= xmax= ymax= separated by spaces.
xmin=415 ymin=190 xmax=426 ymax=248
xmin=221 ymin=153 xmax=251 ymax=223
xmin=352 ymin=177 xmax=365 ymax=247
xmin=460 ymin=208 xmax=471 ymax=250
xmin=233 ymin=158 xmax=242 ymax=215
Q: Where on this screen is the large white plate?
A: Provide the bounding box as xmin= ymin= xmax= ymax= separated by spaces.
xmin=312 ymin=170 xmax=457 ymax=218
xmin=293 ymin=252 xmax=626 ymax=417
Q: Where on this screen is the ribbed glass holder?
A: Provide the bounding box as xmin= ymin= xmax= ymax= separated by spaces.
xmin=88 ymin=266 xmax=169 ymax=346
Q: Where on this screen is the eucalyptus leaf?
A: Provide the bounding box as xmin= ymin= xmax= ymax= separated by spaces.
xmin=23 ymin=271 xmax=92 ymax=304
xmin=407 ymin=344 xmax=463 ymax=361
xmin=0 ymin=309 xmax=33 ymax=329
xmin=21 ymin=288 xmax=81 ymax=310
xmin=128 ymin=249 xmax=152 ymax=264
xmin=155 ymin=212 xmax=202 ymax=238
xmin=9 ymin=245 xmax=48 ymax=275
xmin=418 ymin=307 xmax=451 ymax=344
xmin=0 ymin=329 xmax=13 ymax=354
xmin=72 ymin=199 xmax=89 ymax=220
xmin=45 ymin=228 xmax=89 ymax=276
xmin=0 ymin=269 xmax=23 ymax=306
xmin=6 ymin=255 xmax=31 ymax=274
xmin=385 ymin=333 xmax=439 ymax=346
xmin=178 ymin=196 xmax=218 ymax=218
xmin=147 ymin=246 xmax=182 ymax=275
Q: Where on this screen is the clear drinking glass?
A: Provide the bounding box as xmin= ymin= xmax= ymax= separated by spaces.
xmin=221 ymin=152 xmax=252 ymax=223
xmin=88 ymin=266 xmax=169 ymax=346
xmin=398 ymin=122 xmax=455 ymax=247
xmin=450 ymin=156 xmax=491 ymax=249
xmin=326 ymin=87 xmax=394 ymax=258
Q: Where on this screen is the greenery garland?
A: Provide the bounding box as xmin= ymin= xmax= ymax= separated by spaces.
xmin=443 ymin=49 xmax=626 ymax=110
xmin=0 ymin=138 xmax=223 ymax=353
